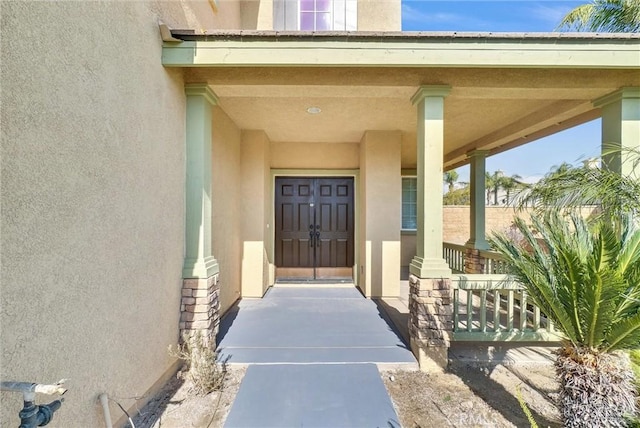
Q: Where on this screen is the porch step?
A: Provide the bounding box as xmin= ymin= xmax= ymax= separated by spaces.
xmin=449 ymin=343 xmax=556 ymax=366
xmin=218 ymin=346 xmax=417 ymax=367
xmin=216 ymin=286 xmax=417 ymax=368
xmin=273 ymin=282 xmax=356 ymax=288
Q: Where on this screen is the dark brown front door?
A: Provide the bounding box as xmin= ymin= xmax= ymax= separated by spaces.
xmin=275 ymin=177 xmax=354 ymax=281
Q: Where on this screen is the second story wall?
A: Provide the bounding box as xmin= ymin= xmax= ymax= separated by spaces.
xmin=357 ymin=0 xmax=401 ymax=31
xmin=166 ymin=0 xmax=242 ymax=30
xmin=241 ymin=0 xmax=400 ymax=31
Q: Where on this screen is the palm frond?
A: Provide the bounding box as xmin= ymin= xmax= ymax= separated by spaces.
xmin=557 ymin=4 xmax=596 ymax=30
xmin=491 ymin=212 xmax=640 ymax=352
xmin=604 ymin=312 xmax=640 ymax=352
xmin=618 ymin=221 xmax=640 ymax=273
xmin=516 ymin=163 xmax=640 ymax=222
xmin=557 ymin=0 xmax=640 ymax=32
xmin=491 ymin=215 xmax=583 ymax=344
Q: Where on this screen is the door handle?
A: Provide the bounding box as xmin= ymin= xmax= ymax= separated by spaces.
xmin=315 ymin=225 xmax=320 ymax=247
xmin=309 ymin=225 xmax=314 ymax=247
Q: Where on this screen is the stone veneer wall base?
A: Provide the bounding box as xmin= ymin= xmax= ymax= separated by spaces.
xmin=179 ymin=274 xmax=220 ymax=346
xmin=408 ymin=274 xmax=452 ymax=372
xmin=464 ymin=247 xmax=486 ymax=274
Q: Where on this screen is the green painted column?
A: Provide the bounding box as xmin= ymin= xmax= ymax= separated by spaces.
xmin=465 ymin=150 xmax=490 ymax=250
xmin=594 ymin=87 xmax=640 ymax=177
xmin=183 ymin=84 xmax=219 ymax=279
xmin=409 ymin=86 xmax=452 ymax=279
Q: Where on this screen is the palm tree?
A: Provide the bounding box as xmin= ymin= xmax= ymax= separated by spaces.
xmin=485 ymin=172 xmax=495 ymax=205
xmin=443 ymin=170 xmax=459 ymax=193
xmin=500 ymin=174 xmax=523 ymax=205
xmin=492 ymin=214 xmax=640 ymax=426
xmin=485 ymin=170 xmax=504 ymax=205
xmin=557 ymin=0 xmax=640 ymax=32
xmin=520 ymin=161 xmax=640 ymax=222
xmin=492 ymin=150 xmax=640 ymax=426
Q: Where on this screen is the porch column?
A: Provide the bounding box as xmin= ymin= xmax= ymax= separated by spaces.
xmin=594 ymin=87 xmax=640 ymax=178
xmin=408 ymin=86 xmax=453 ymax=372
xmin=464 ymin=150 xmax=490 ymax=274
xmin=180 ymin=84 xmax=221 ymax=345
xmin=409 ymin=86 xmax=452 ymax=279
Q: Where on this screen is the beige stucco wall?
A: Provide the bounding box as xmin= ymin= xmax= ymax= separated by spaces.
xmin=401 ymin=131 xmax=418 ymax=169
xmin=357 ymin=0 xmax=401 ymax=31
xmin=178 ymin=0 xmax=242 ymax=29
xmin=359 ymin=131 xmax=401 ymax=297
xmin=240 ymin=130 xmax=272 ymax=297
xmin=401 ymin=232 xmax=417 ymax=267
xmin=271 ymin=142 xmax=360 ymax=169
xmin=0 ymin=1 xmax=238 ymax=427
xmin=240 ymin=0 xmax=274 ymax=29
xmin=211 ymin=108 xmax=243 ymax=312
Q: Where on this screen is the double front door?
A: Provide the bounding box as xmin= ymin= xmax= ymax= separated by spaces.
xmin=275 ymin=177 xmax=354 ymax=281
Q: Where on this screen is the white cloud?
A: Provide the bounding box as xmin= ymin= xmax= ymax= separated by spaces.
xmin=402 ymin=4 xmax=460 ymax=23
xmin=402 ymin=3 xmax=493 ymax=27
xmin=525 ymin=2 xmax=574 ymax=25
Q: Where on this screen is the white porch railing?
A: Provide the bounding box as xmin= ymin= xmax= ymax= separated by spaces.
xmin=442 ymin=242 xmax=510 ymax=275
xmin=451 ymin=274 xmax=563 ymax=342
xmin=478 ymin=249 xmax=509 ymax=274
xmin=442 ymin=242 xmax=465 ymax=273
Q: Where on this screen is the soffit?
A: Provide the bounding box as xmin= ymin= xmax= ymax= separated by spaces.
xmin=182 ymin=67 xmax=639 ymax=169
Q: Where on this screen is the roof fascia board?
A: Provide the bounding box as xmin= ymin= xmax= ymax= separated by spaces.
xmin=162 ymin=39 xmax=640 ymax=68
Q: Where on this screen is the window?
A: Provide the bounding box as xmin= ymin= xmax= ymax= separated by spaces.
xmin=273 ymin=0 xmax=357 ymax=31
xmin=300 ymin=0 xmax=331 ymax=30
xmin=402 ymin=177 xmax=417 ymax=230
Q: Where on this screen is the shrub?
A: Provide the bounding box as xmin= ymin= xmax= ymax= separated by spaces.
xmin=168 ymin=331 xmax=226 ymax=395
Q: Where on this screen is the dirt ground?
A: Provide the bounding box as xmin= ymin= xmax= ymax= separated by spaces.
xmin=129 ymin=361 xmax=560 ymax=428
xmin=128 ymin=366 xmax=245 ymax=428
xmin=383 ymin=363 xmax=561 ymax=428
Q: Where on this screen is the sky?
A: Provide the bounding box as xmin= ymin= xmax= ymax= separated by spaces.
xmin=401 ymin=1 xmax=603 ymax=183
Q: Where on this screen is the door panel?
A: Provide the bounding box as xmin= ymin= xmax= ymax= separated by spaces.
xmin=315 ymin=178 xmax=354 ymax=268
xmin=275 ymin=178 xmax=314 ymax=269
xmin=275 ymin=177 xmax=354 ymax=280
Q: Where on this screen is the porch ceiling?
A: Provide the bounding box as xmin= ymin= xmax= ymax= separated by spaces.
xmin=170 ymin=32 xmax=640 ymax=169
xmin=186 ymin=67 xmax=638 ymax=168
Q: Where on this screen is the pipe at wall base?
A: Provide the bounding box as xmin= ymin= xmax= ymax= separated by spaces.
xmin=99 ymin=393 xmax=113 ymax=428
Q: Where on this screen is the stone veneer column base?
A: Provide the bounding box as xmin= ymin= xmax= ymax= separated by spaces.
xmin=408 ymin=274 xmax=452 ymax=372
xmin=179 ymin=274 xmax=220 ymax=346
xmin=464 ymin=247 xmax=486 ymax=274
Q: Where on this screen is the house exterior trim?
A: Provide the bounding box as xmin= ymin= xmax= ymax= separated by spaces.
xmin=162 ymin=35 xmax=640 ymax=69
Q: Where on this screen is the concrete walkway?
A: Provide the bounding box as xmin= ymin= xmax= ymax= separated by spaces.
xmin=218 ymin=286 xmax=415 ymax=427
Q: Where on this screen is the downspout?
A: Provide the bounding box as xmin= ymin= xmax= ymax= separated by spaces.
xmin=99 ymin=393 xmax=113 ymax=428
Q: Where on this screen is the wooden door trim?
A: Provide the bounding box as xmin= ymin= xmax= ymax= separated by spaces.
xmin=271 ymin=170 xmax=359 ymax=283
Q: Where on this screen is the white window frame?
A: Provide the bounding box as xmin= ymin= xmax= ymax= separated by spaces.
xmin=401 ymin=176 xmax=417 ymax=232
xmin=273 ymin=0 xmax=357 ymax=31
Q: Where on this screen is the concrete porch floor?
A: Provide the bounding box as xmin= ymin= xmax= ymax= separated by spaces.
xmin=217 ymin=286 xmax=417 ymax=366
xmin=217 ymin=285 xmax=415 ymax=428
